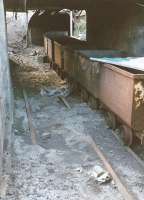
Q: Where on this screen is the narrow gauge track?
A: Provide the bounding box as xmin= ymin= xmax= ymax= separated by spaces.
xmin=86 ymin=136 xmax=138 ymax=200
xmin=78 ymin=83 xmax=144 ymax=173
xmin=22 ymin=89 xmax=141 ymax=200
xmin=112 ymin=130 xmax=144 ymax=168
xmin=131 ymin=143 xmax=144 ymax=163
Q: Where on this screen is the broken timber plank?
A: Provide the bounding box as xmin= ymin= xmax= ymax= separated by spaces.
xmin=58 ymin=96 xmax=71 ymax=109
xmin=23 ymin=89 xmax=37 ymax=145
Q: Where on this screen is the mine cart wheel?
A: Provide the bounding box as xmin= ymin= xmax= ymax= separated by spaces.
xmin=57 ymin=68 xmax=61 ymax=77
xmin=75 ymin=83 xmax=81 ymax=94
xmin=61 ymin=71 xmax=65 ymax=80
xmin=68 ymin=80 xmax=75 ymax=91
xmin=120 ymin=125 xmax=133 ymax=146
xmin=105 ymin=111 xmax=117 ymax=130
xmin=81 ymin=88 xmax=89 ymax=102
xmin=67 ymin=80 xmax=72 ymax=90
xmin=50 ymin=61 xmax=54 ymax=69
xmin=53 ymin=63 xmax=57 ymax=71
xmin=88 ymin=96 xmax=99 ymax=110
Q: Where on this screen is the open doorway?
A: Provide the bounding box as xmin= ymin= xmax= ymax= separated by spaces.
xmin=71 ymin=10 xmax=87 ymax=40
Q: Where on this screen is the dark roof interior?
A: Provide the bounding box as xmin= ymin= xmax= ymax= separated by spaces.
xmin=5 ymin=0 xmax=143 ymax=11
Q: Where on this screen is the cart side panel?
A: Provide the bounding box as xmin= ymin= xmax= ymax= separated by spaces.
xmin=47 ymin=38 xmax=53 ymax=62
xmin=133 ymin=79 xmax=144 ymax=131
xmin=64 ymin=49 xmax=100 ymax=98
xmin=63 ymin=48 xmax=75 ymax=77
xmin=99 ymin=64 xmax=134 ymax=127
xmin=54 ymin=42 xmax=63 ymax=68
xmin=44 ymin=36 xmax=48 ymax=54
xmin=76 ymin=55 xmax=100 ymax=98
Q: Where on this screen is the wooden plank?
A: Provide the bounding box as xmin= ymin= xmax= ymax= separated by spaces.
xmin=58 ymin=96 xmax=71 ymax=109
xmin=23 ymin=89 xmax=37 ymax=145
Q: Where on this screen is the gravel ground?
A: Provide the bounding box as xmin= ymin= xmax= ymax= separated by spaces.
xmin=5 ymin=88 xmax=123 ymax=200
xmin=6 ymin=44 xmax=144 ymax=200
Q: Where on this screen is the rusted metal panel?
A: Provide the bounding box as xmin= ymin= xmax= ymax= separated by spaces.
xmin=63 ymin=43 xmax=91 ymax=75
xmin=99 ymin=64 xmax=134 ymax=127
xmin=43 ymin=34 xmax=92 ymax=69
xmin=64 ymin=49 xmax=100 ymax=98
xmin=63 ymin=47 xmax=76 ymax=76
xmin=77 ymin=54 xmax=100 ymax=98
xmin=99 ymin=64 xmax=144 ymax=133
xmin=44 ymin=34 xmax=67 ymax=63
xmin=54 ymin=41 xmax=63 ymax=68
xmin=53 ymin=37 xmax=87 ymax=69
xmin=63 ymin=49 xmax=124 ymax=98
xmin=133 ymin=79 xmax=144 ymax=131
xmin=47 ymin=38 xmax=54 ymax=62
xmin=44 ymin=35 xmax=53 ymax=61
xmin=44 ymin=35 xmax=48 ymax=54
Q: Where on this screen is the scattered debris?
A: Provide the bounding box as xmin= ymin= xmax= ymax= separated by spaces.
xmin=41 ymin=132 xmax=52 ymax=139
xmin=11 ymin=48 xmax=64 ymax=90
xmin=112 ymin=180 xmax=117 ymax=189
xmin=40 ymin=85 xmax=71 ymax=97
xmin=87 ymin=136 xmax=137 ymax=200
xmin=29 ymin=50 xmax=37 ymax=56
xmin=75 ymin=167 xmax=83 ymax=173
xmin=87 ymin=165 xmax=111 ymax=184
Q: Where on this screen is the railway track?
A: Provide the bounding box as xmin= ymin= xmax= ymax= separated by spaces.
xmin=86 ymin=136 xmax=138 ymax=200
xmin=23 ymin=89 xmax=37 ymax=145
xmin=10 ymin=48 xmax=144 ymax=199
xmin=22 ymin=88 xmax=144 ymax=200
xmin=112 ymin=129 xmax=144 ymax=168
xmin=132 ymin=144 xmax=144 ymax=162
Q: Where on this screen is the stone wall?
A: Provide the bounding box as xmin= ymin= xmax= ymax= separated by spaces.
xmin=0 ymin=1 xmax=13 ymax=187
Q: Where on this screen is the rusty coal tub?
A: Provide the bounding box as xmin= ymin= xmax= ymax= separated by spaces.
xmin=97 ymin=63 xmax=144 ymax=145
xmin=63 ymin=49 xmax=124 ymax=99
xmin=43 ymin=33 xmax=68 ymax=65
xmin=53 ymin=37 xmax=87 ymax=71
xmin=64 ymin=49 xmax=144 ymax=146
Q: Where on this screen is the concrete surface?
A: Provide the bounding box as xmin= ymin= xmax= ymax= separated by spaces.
xmin=0 ymin=1 xmax=13 ymax=188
